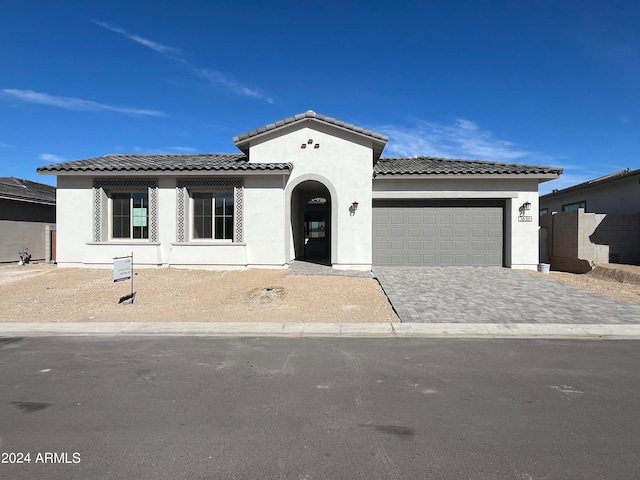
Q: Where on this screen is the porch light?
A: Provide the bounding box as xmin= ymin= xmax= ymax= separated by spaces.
xmin=352 ymin=202 xmax=359 ymax=211
xmin=522 ymin=202 xmax=531 ymax=211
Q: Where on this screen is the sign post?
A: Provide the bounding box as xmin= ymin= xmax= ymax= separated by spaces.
xmin=113 ymin=252 xmax=135 ymax=304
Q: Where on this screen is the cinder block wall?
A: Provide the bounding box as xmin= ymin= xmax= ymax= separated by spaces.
xmin=540 ymin=210 xmax=640 ymax=272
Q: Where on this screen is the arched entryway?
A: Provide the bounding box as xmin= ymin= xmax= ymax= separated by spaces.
xmin=290 ymin=180 xmax=332 ymax=265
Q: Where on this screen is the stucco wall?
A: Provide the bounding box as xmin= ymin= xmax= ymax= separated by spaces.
xmin=0 ymin=198 xmax=55 ymax=222
xmin=540 ymin=174 xmax=640 ymax=214
xmin=249 ymin=122 xmax=375 ymax=269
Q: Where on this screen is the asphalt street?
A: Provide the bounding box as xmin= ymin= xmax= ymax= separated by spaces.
xmin=1 ymin=337 xmax=639 ymax=479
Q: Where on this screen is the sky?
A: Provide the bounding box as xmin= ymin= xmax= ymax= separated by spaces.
xmin=1 ymin=0 xmax=639 ymax=195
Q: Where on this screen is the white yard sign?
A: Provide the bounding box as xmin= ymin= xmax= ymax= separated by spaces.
xmin=113 ymin=257 xmax=132 ymax=282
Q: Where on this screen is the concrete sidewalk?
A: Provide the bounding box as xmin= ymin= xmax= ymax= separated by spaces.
xmin=2 ymin=322 xmax=640 ymax=339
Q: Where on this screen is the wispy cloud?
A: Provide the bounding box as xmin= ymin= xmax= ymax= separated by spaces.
xmin=378 ymin=118 xmax=531 ymax=162
xmin=618 ymin=115 xmax=631 ymax=123
xmin=94 ymin=20 xmax=273 ymax=103
xmin=39 ymin=153 xmax=67 ymax=163
xmin=194 ymin=69 xmax=274 ymax=103
xmin=1 ymin=89 xmax=167 ymax=117
xmin=93 ymin=20 xmax=180 ymax=55
xmin=0 ymin=141 xmax=13 ymax=148
xmin=167 ymin=146 xmax=197 ymax=153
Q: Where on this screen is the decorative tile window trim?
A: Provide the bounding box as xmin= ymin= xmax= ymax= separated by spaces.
xmin=93 ymin=179 xmax=158 ymax=242
xmin=176 ymin=179 xmax=243 ymax=243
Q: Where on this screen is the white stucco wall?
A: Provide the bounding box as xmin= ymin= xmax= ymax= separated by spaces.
xmin=248 ymin=122 xmax=375 ymax=269
xmin=55 ymin=176 xmax=92 ymax=267
xmin=373 ymin=177 xmax=542 ymax=269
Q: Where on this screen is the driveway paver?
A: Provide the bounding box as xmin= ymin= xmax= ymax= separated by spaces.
xmin=374 ymin=266 xmax=640 ymax=324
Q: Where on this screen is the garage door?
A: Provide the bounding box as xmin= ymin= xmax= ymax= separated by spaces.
xmin=372 ymin=201 xmax=503 ymax=266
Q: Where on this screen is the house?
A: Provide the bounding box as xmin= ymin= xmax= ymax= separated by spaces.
xmin=540 ymin=168 xmax=640 ymax=215
xmin=37 ymin=111 xmax=561 ymax=270
xmin=0 ymin=177 xmax=56 ymax=263
xmin=539 ymin=169 xmax=640 ymax=269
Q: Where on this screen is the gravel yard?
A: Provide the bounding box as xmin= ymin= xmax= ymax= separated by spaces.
xmin=0 ymin=264 xmax=398 ymax=323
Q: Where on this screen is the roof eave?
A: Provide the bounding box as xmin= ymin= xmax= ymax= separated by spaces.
xmin=0 ymin=194 xmax=56 ymax=205
xmin=373 ymin=173 xmax=562 ymax=180
xmin=540 ymin=170 xmax=640 ymax=199
xmin=36 ymin=169 xmax=291 ymax=177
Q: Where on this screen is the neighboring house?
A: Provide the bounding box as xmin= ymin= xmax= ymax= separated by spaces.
xmin=539 ymin=169 xmax=640 ymax=269
xmin=37 ymin=111 xmax=561 ymax=271
xmin=0 ymin=177 xmax=56 ymax=263
xmin=540 ymin=168 xmax=640 ymax=215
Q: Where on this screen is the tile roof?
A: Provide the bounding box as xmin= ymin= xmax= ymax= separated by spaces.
xmin=233 ymin=110 xmax=389 ymax=161
xmin=0 ymin=177 xmax=56 ymax=205
xmin=374 ymin=156 xmax=563 ymax=177
xmin=233 ymin=110 xmax=389 ymax=144
xmin=540 ymin=168 xmax=640 ymax=198
xmin=37 ymin=154 xmax=292 ymax=174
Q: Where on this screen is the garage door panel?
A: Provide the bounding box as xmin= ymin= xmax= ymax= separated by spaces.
xmin=455 ymin=240 xmax=469 ymax=250
xmin=423 ymin=240 xmax=436 ymax=250
xmin=390 ymin=240 xmax=404 ymax=250
xmin=407 ymin=240 xmax=421 ymax=250
xmin=439 ymin=240 xmax=453 ymax=250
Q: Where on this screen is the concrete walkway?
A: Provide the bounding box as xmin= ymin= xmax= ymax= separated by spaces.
xmin=374 ymin=266 xmax=640 ymax=324
xmin=2 ymin=322 xmax=640 ymax=339
xmin=287 ymin=260 xmax=373 ymax=278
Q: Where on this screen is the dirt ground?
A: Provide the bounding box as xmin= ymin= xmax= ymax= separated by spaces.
xmin=529 ymin=264 xmax=640 ymax=306
xmin=1 ymin=263 xmax=639 ymax=323
xmin=0 ymin=264 xmax=398 ymax=323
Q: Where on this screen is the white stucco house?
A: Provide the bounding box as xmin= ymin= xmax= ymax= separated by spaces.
xmin=37 ymin=111 xmax=562 ymax=271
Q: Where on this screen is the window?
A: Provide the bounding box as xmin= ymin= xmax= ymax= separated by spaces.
xmin=111 ymin=192 xmax=149 ymax=239
xmin=562 ymin=201 xmax=586 ymax=212
xmin=93 ymin=179 xmax=157 ymax=243
xmin=539 ymin=208 xmax=549 ymax=216
xmin=176 ymin=179 xmax=242 ymax=243
xmin=192 ymin=191 xmax=234 ymax=240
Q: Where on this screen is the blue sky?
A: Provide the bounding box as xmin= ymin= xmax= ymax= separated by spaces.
xmin=1 ymin=0 xmax=638 ymax=194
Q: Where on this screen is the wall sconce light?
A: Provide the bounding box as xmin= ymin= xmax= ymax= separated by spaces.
xmin=301 ymin=143 xmax=307 ymax=149
xmin=519 ymin=201 xmax=532 ymax=216
xmin=349 ymin=201 xmax=359 ymax=216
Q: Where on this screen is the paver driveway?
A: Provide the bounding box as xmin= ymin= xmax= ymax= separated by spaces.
xmin=374 ymin=266 xmax=640 ymax=324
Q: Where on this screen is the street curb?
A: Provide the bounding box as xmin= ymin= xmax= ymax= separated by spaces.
xmin=1 ymin=322 xmax=640 ymax=339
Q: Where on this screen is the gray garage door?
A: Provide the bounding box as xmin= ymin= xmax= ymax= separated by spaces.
xmin=372 ymin=201 xmax=503 ymax=266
